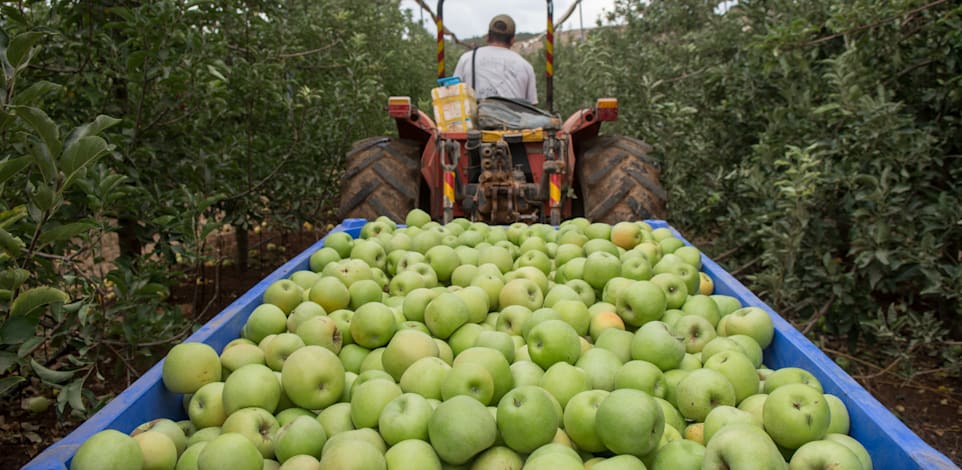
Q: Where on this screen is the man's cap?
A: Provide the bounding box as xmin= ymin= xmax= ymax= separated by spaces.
xmin=489 ymin=14 xmax=516 ymax=36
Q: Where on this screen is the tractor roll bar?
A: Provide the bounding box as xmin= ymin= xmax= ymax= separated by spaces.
xmin=435 ymin=0 xmax=555 ymax=112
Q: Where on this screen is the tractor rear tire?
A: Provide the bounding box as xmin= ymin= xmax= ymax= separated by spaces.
xmin=338 ymin=137 xmax=422 ymax=223
xmin=576 ymin=135 xmax=667 ymax=223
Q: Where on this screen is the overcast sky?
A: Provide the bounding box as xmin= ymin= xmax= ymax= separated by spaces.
xmin=399 ymin=0 xmax=619 ymax=38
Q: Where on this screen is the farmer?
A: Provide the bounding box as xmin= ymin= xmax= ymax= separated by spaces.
xmin=454 ymin=14 xmax=538 ymax=104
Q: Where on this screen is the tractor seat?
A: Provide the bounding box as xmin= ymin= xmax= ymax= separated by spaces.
xmin=478 ymin=97 xmax=562 ymax=131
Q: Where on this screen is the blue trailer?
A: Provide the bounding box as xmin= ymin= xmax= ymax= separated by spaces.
xmin=23 ymin=219 xmax=959 ymax=469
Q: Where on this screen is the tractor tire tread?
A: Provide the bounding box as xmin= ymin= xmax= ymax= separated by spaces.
xmin=338 ymin=137 xmax=421 ymax=223
xmin=576 ymin=135 xmax=666 ymax=223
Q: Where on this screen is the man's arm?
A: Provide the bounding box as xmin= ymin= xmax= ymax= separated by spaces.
xmin=526 ymin=63 xmax=538 ymax=105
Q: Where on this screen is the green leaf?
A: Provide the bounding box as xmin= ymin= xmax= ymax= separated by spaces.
xmin=0 ymin=227 xmax=25 ymax=256
xmin=0 ymin=267 xmax=30 ymax=290
xmin=17 ymin=336 xmax=42 ymax=357
xmin=60 ymin=136 xmax=111 ymax=190
xmin=5 ymin=31 xmax=46 ymax=70
xmin=63 ymin=115 xmax=121 ymax=150
xmin=31 ymin=359 xmax=76 ymax=384
xmin=0 ymin=315 xmax=39 ymax=344
xmin=12 ymin=81 xmax=63 ymax=106
xmin=10 ymin=286 xmax=69 ymax=318
xmin=0 ymin=25 xmax=14 ymax=80
xmin=28 ymin=135 xmax=57 ymax=184
xmin=13 ymin=106 xmax=61 ymax=159
xmin=0 ymin=376 xmax=25 ymax=396
xmin=65 ymin=378 xmax=85 ymax=412
xmin=0 ymin=351 xmax=16 ymax=373
xmin=38 ymin=221 xmax=97 ymax=245
xmin=0 ymin=155 xmax=31 ymax=186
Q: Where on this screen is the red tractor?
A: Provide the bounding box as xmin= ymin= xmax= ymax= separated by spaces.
xmin=338 ymin=0 xmax=665 ymax=226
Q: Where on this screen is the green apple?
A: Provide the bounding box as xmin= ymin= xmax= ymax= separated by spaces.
xmin=263 ymin=279 xmax=305 ymax=314
xmin=583 ymin=251 xmax=621 ymax=291
xmin=717 ymin=306 xmax=775 ymax=349
xmin=350 ymin=238 xmax=387 ymax=271
xmin=523 ymin=443 xmax=583 ymax=469
xmin=616 ymin=280 xmax=667 ymax=327
xmin=196 ymin=432 xmax=264 ymax=470
xmin=316 ymin=402 xmax=354 ymax=437
xmin=384 ymin=439 xmax=442 ymax=470
xmin=424 ymin=244 xmax=459 ymax=283
xmin=399 ymin=356 xmax=450 ymax=400
xmin=575 ymin=347 xmax=622 ymax=391
xmin=825 ymin=394 xmax=851 ymax=435
xmin=630 ymin=321 xmax=685 ymax=371
xmin=737 ymin=393 xmax=768 ymax=424
xmin=543 ymin=284 xmax=580 ymax=308
xmin=703 ymin=350 xmax=760 ymax=403
xmin=527 ymin=319 xmax=581 ymax=370
xmin=262 ymin=332 xmax=305 ymax=371
xmin=515 ymin=249 xmax=553 ymax=276
xmin=610 ymin=221 xmax=644 ymax=249
xmin=350 ymin=378 xmax=402 ymax=429
xmin=295 ymin=315 xmax=342 ymax=353
xmin=632 ymin=240 xmax=663 ymax=266
xmin=614 ymin=360 xmax=666 ymax=397
xmin=308 ymin=276 xmax=351 ymax=313
xmin=350 ymin=302 xmax=397 ymax=349
xmin=381 ymin=329 xmax=439 ymax=381
xmin=649 ymin=273 xmax=689 ymax=310
xmin=388 ymin=269 xmax=426 ymax=297
xmin=441 ymin=361 xmax=495 ymax=404
xmin=681 ymin=294 xmax=721 ymax=327
xmin=499 ymin=277 xmax=544 ymax=312
xmin=671 ymin=314 xmax=717 ymax=354
xmin=453 ymin=347 xmax=514 ymax=403
xmin=495 ymin=305 xmax=532 ymax=336
xmin=455 ymin=285 xmax=491 ymax=324
xmin=554 ymin=243 xmax=585 ymax=267
xmin=471 ymin=445 xmax=523 ymax=469
xmin=448 ymin=323 xmax=485 ymax=357
xmin=359 ymin=347 xmax=386 ymax=372
xmin=243 ymin=304 xmax=288 ymax=344
xmin=496 ymin=385 xmax=560 ymax=453
xmin=595 ymin=388 xmax=664 ymax=457
xmin=562 ymin=389 xmax=609 ymax=453
xmin=324 ymin=258 xmax=375 ymax=288
xmin=281 ymin=345 xmax=345 ymax=410
xmin=540 ymin=362 xmax=589 ymax=409
xmin=588 ymin=310 xmax=626 ymax=342
xmin=710 ymin=294 xmax=742 ymax=317
xmin=133 ymin=418 xmax=187 ymax=457
xmin=550 ymin=299 xmax=590 ymax=335
xmin=309 ymin=247 xmax=341 ymax=273
xmin=474 ymin=330 xmax=515 ymax=363
xmin=727 ymin=334 xmax=764 ymax=368
xmin=509 ymin=360 xmax=544 ymax=387
xmin=824 ymin=433 xmax=873 ymax=470
xmin=162 ymin=342 xmax=222 ymax=394
xmin=763 ymin=383 xmax=830 ymax=449
xmin=700 ymin=336 xmax=746 ymax=365
xmin=658 ymin=236 xmax=685 ymax=254
xmin=338 ymin=343 xmax=370 ymax=374
xmin=662 ymin=368 xmax=691 ymax=409
xmin=286 ymin=300 xmax=326 ymax=332
xmin=221 ymin=407 xmax=279 ymax=459
xmin=427 ymin=395 xmax=497 ymax=465
xmin=275 ymin=407 xmax=314 ymax=427
xmin=377 ymin=393 xmax=433 ymax=445
xmin=400 ymin=287 xmax=440 ymax=322
xmin=702 ymin=424 xmax=786 ymax=470
xmin=763 ymin=367 xmax=823 ymax=394
xmin=676 ymin=368 xmax=737 ymax=422
xmin=189 ymin=382 xmax=227 ymax=429
xmin=619 ymin=254 xmax=654 ymax=281
xmin=223 ymin=363 xmax=280 ymax=414
xmin=649 ymin=439 xmax=706 ymax=470
xmin=470 ymin=273 xmax=505 ymax=311
xmin=72 ymin=429 xmax=144 ymax=470
xmin=478 ymin=245 xmax=514 ymax=274
xmin=187 ymin=426 xmax=221 ymax=447
xmin=406 ymin=208 xmax=432 ymax=227
xmin=132 ymin=430 xmax=177 ymax=470
xmin=323 ymin=231 xmax=354 ymax=259
xmin=274 ymin=415 xmax=326 ymax=463
xmin=789 ymin=439 xmax=863 ymax=470
xmin=594 ymin=328 xmax=634 ymax=363
xmin=703 ymin=405 xmax=762 ymax=444
xmin=564 ymin=279 xmax=597 ymax=306
xmin=673 ymin=245 xmax=702 ymax=270
xmin=318 ymin=438 xmax=386 ymax=470
xmin=424 ymin=292 xmax=470 ymax=339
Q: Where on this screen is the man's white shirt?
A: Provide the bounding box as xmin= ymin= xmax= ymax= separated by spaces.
xmin=454 ymin=46 xmax=538 ymax=104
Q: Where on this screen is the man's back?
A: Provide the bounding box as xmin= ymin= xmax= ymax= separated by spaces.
xmin=454 ymin=46 xmax=538 ymax=105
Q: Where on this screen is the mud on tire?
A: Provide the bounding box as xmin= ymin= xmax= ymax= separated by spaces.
xmin=338 ymin=137 xmax=422 ymax=223
xmin=576 ymin=135 xmax=667 ymax=223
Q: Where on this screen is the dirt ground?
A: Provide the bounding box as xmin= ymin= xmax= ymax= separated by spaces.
xmin=3 ymin=228 xmax=960 ymax=468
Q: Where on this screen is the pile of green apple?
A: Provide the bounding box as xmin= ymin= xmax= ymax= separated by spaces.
xmin=71 ymin=211 xmax=874 ymax=470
